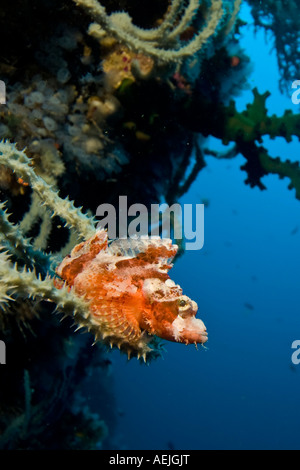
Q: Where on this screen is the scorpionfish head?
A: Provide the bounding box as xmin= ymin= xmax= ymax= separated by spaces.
xmin=141 ymin=277 xmax=208 ymax=345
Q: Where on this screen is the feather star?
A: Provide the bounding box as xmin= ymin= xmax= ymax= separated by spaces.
xmin=55 ymin=230 xmax=207 ymax=361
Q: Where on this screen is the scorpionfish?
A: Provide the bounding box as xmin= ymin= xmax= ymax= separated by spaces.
xmin=55 ymin=230 xmax=207 ymax=360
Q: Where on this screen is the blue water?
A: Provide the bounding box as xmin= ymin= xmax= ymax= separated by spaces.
xmin=109 ymin=5 xmax=300 ymax=450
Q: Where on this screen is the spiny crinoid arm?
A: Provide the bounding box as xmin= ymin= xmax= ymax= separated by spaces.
xmin=0 ymin=249 xmax=90 ymax=318
xmin=75 ymin=0 xmax=225 ymax=63
xmin=0 ymin=141 xmax=95 ymax=241
xmin=0 ymin=201 xmax=55 ymax=275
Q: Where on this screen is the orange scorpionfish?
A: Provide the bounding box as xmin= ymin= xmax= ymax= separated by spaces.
xmin=55 ymin=230 xmax=207 ymax=361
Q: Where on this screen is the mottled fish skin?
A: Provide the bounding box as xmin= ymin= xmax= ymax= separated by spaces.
xmin=55 ymin=231 xmax=207 ymax=354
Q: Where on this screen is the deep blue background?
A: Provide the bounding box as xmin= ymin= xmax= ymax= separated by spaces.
xmin=109 ymin=4 xmax=300 ymax=450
